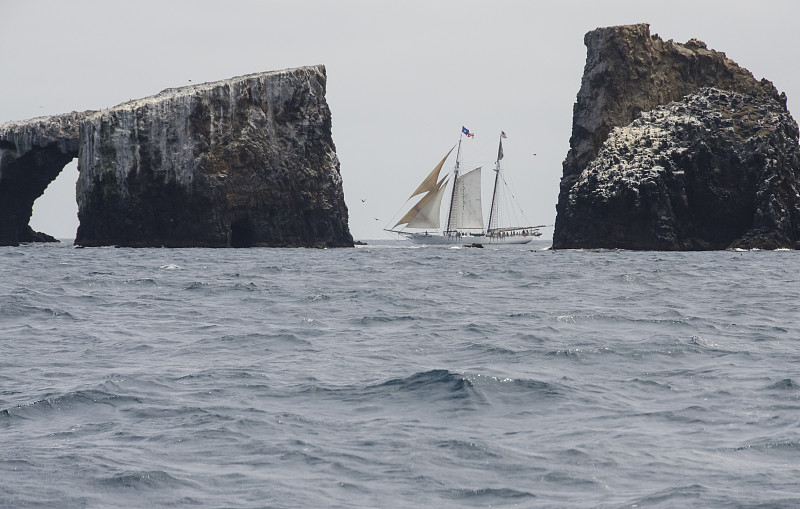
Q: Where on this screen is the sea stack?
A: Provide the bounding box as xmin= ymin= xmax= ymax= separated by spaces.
xmin=553 ymin=24 xmax=800 ymax=250
xmin=0 ymin=65 xmax=353 ymax=248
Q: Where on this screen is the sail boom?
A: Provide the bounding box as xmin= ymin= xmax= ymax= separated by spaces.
xmin=487 ymin=225 xmax=541 ymax=233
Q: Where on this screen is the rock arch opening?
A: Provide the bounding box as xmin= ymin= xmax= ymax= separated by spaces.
xmin=230 ymin=217 xmax=255 ymax=247
xmin=30 ymin=158 xmax=79 ymax=240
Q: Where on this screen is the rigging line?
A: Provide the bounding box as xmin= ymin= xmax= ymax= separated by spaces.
xmin=384 ymin=175 xmax=419 ymax=230
xmin=459 ymin=135 xmax=493 ymax=163
xmin=384 ymin=189 xmax=424 ymax=232
xmin=383 ymin=195 xmax=414 ymax=232
xmin=503 ymin=163 xmax=534 ymax=227
xmin=498 ymin=172 xmax=532 ymax=226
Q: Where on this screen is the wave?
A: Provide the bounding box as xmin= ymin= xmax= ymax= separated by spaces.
xmin=764 ymin=378 xmax=797 ymax=390
xmin=291 ymin=370 xmax=488 ymax=407
xmin=121 ymin=278 xmax=157 ymax=285
xmin=303 ymin=293 xmax=331 ymax=302
xmin=93 ymin=470 xmax=197 ymax=490
xmin=377 ymin=369 xmax=481 ymax=399
xmin=465 ymin=341 xmax=519 ymax=355
xmin=193 ymin=331 xmax=310 ymax=347
xmin=627 ymin=378 xmax=674 ymax=391
xmin=358 ymin=314 xmax=420 ymax=325
xmin=223 ymin=282 xmax=259 ymax=292
xmin=727 ymin=440 xmax=800 ymax=453
xmin=158 ymin=264 xmax=184 ymax=270
xmin=4 ymin=389 xmax=142 ymax=422
xmin=467 ymin=373 xmax=567 ymax=402
xmin=624 ymin=484 xmax=709 ymax=506
xmin=444 ymin=486 xmax=536 ymax=502
xmin=432 ymin=439 xmax=506 ymax=466
xmin=289 ymin=370 xmax=566 ymax=411
xmin=0 ymin=300 xmax=77 ymax=320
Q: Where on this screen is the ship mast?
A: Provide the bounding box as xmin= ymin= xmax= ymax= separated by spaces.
xmin=445 ymin=134 xmax=463 ymax=234
xmin=487 ymin=132 xmax=503 ymax=232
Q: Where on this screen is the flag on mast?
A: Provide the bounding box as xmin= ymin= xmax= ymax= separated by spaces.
xmin=461 ymin=126 xmax=474 ymax=138
xmin=501 ymin=131 xmax=507 ymax=139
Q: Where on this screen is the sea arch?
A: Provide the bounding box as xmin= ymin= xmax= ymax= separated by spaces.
xmin=0 ymin=111 xmax=88 ymax=245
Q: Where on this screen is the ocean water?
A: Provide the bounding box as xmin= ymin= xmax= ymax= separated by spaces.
xmin=1 ymin=239 xmax=799 ymax=508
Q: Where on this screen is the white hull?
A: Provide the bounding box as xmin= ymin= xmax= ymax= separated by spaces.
xmin=403 ymin=232 xmax=533 ymax=245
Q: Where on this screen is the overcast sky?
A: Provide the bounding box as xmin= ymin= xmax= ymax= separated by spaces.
xmin=3 ymin=0 xmax=798 ymax=240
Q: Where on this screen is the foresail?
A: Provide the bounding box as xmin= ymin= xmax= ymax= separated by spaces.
xmin=408 ymin=146 xmax=455 ymax=199
xmin=394 ymin=176 xmax=450 ymax=229
xmin=449 ymin=167 xmax=484 ymax=229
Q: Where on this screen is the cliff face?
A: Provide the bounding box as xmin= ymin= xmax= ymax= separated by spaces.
xmin=0 ymin=112 xmax=88 ymax=245
xmin=76 ymin=65 xmax=352 ymax=247
xmin=553 ymin=24 xmax=800 ymax=249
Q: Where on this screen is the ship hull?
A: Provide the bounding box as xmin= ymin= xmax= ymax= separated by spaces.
xmin=402 ymin=232 xmax=534 ymax=245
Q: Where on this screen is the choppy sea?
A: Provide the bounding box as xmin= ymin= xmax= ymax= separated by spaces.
xmin=2 ymin=239 xmax=799 ymax=508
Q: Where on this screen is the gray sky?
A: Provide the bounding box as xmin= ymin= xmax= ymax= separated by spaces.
xmin=3 ymin=0 xmax=798 ymax=240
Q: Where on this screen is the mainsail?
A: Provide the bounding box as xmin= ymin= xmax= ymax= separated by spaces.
xmin=394 ymin=176 xmax=450 ymax=229
xmin=448 ymin=167 xmax=483 ymax=229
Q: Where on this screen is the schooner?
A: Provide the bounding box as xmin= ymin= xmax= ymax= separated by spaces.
xmin=386 ymin=128 xmax=541 ymax=245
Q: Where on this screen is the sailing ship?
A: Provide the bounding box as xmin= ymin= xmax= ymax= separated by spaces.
xmin=387 ymin=128 xmax=542 ymax=245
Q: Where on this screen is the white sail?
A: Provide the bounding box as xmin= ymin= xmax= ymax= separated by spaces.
xmin=449 ymin=167 xmax=483 ymax=229
xmin=394 ymin=176 xmax=450 ymax=229
xmin=408 ymin=146 xmax=455 ymax=199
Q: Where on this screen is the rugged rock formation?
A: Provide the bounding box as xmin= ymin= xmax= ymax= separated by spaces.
xmin=0 ymin=112 xmax=89 ymax=245
xmin=0 ymin=65 xmax=353 ymax=248
xmin=557 ymin=88 xmax=800 ymax=249
xmin=553 ymin=24 xmax=800 ymax=249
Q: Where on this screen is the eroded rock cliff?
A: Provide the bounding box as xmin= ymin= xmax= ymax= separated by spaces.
xmin=553 ymin=24 xmax=800 ymax=249
xmin=0 ymin=65 xmax=352 ymax=248
xmin=76 ymin=65 xmax=352 ymax=247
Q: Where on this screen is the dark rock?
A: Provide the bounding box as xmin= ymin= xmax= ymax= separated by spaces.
xmin=555 ymin=88 xmax=800 ymax=250
xmin=553 ymin=24 xmax=800 ymax=250
xmin=0 ymin=65 xmax=353 ymax=248
xmin=76 ymin=65 xmax=352 ymax=248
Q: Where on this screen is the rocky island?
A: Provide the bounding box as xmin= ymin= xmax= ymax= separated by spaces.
xmin=553 ymin=24 xmax=800 ymax=250
xmin=0 ymin=65 xmax=353 ymax=248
